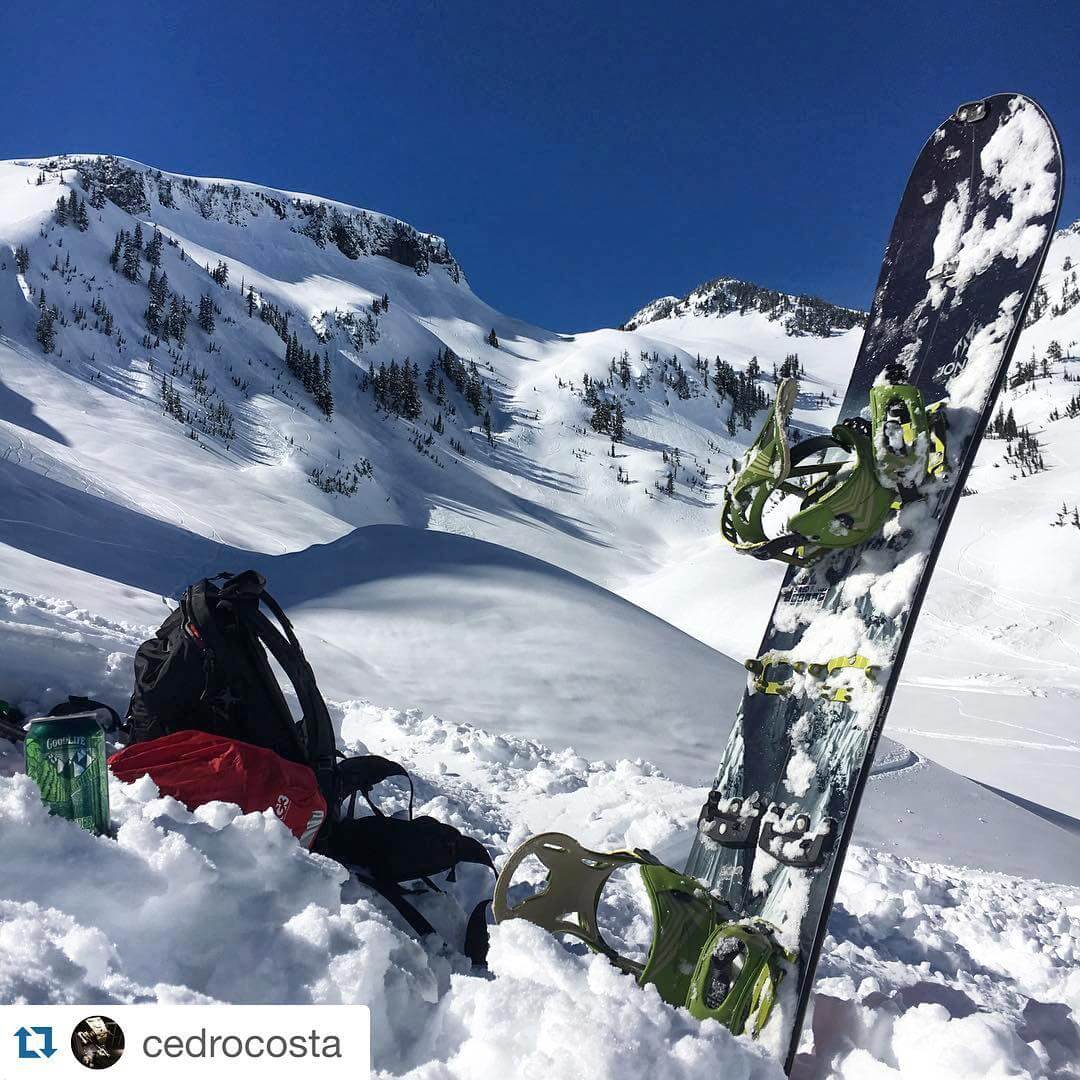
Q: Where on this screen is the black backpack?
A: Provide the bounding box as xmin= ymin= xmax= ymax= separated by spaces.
xmin=126 ymin=570 xmax=494 ymax=963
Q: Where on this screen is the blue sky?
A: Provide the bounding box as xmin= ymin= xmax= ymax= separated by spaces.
xmin=4 ymin=1 xmax=1076 ymax=330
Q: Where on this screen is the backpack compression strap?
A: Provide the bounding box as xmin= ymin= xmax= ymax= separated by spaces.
xmin=329 ymin=814 xmax=496 ymax=967
xmin=254 ymin=586 xmax=340 ymax=801
xmin=246 ymin=609 xmax=337 ymax=802
xmin=335 ymin=755 xmax=415 ymax=819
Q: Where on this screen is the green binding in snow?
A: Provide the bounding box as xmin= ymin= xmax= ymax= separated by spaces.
xmin=687 ymin=920 xmax=796 ymax=1036
xmin=493 ymin=832 xmax=792 ymax=1037
xmin=720 ymin=374 xmax=946 ymax=566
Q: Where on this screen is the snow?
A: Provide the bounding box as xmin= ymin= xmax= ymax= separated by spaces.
xmin=1 ymin=149 xmax=1079 ymax=1076
xmin=784 ymin=748 xmax=818 ymax=798
xmin=965 ymin=97 xmax=1059 ymax=282
xmin=928 ymin=180 xmax=970 ymax=308
xmin=4 ymin=703 xmax=1079 ymax=1079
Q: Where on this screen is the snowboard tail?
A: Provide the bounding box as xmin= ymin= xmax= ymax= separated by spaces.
xmin=686 ymin=93 xmax=1063 ymax=1072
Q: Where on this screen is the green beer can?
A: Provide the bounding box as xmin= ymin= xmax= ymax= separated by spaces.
xmin=24 ymin=711 xmax=111 ymax=835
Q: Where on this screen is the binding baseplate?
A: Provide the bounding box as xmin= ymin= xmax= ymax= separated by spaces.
xmin=494 ymin=832 xmax=793 ymax=1036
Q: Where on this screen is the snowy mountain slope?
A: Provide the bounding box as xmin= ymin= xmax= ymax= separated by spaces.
xmin=2 ymin=151 xmax=1077 ymax=825
xmin=0 ymin=153 xmax=861 ymax=740
xmin=0 ymin=155 xmax=871 ymax=582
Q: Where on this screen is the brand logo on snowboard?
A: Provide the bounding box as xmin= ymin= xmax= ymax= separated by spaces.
xmin=933 ymin=322 xmax=976 ymax=384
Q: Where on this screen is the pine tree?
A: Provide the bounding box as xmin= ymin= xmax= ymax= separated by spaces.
xmin=487 ymin=327 xmax=499 ymax=348
xmin=54 ymin=196 xmax=68 ymax=227
xmin=590 ymin=399 xmax=612 ymax=435
xmin=198 ymin=294 xmax=215 ymax=334
xmin=153 ymin=271 xmax=169 ymax=309
xmin=483 ymin=410 xmax=493 ymax=444
xmin=146 ymin=269 xmax=162 ymax=334
xmin=122 ymin=235 xmax=141 ymax=282
xmin=464 ymin=362 xmax=485 ymax=414
xmin=167 ymin=294 xmax=189 ymax=345
xmin=315 ymin=353 xmax=334 ymax=417
xmin=400 ymin=363 xmax=422 ymax=419
xmin=14 ymin=245 xmax=30 ymax=274
xmin=35 ymin=298 xmax=57 ymax=354
xmin=133 ymin=222 xmax=143 ymax=251
xmin=145 ymin=229 xmax=164 ymax=267
xmin=612 ymin=399 xmax=626 ymax=441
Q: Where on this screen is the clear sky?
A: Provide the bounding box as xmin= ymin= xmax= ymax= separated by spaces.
xmin=3 ymin=1 xmax=1076 ymax=330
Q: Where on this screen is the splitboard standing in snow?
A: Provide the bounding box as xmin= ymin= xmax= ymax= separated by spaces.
xmin=686 ymin=92 xmax=1062 ymax=1071
xmin=492 ymin=93 xmax=1063 ymax=1073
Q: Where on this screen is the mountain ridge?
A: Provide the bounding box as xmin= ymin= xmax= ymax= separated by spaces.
xmin=622 ymin=274 xmax=867 ymax=338
xmin=19 ymin=153 xmax=464 ymax=282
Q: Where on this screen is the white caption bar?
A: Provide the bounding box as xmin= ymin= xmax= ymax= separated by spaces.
xmin=1 ymin=1004 xmax=370 ymax=1078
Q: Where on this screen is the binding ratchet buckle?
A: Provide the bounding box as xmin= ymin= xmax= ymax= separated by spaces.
xmin=758 ymin=803 xmax=834 ymax=868
xmin=698 ymin=791 xmax=763 ymax=847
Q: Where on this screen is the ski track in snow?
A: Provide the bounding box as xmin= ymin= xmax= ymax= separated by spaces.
xmin=890 ymin=724 xmax=1080 ymax=754
xmin=898 ymin=687 xmax=1080 ymax=750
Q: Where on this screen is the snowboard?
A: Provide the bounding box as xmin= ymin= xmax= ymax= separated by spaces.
xmin=685 ymin=93 xmax=1062 ymax=1072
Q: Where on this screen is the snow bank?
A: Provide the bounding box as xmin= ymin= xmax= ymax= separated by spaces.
xmin=0 ymin=710 xmax=777 ymax=1079
xmin=400 ymin=921 xmax=779 ymax=1079
xmin=3 ymin=700 xmax=1078 ymax=1079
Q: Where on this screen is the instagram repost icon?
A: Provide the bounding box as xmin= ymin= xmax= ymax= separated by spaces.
xmin=71 ymin=1016 xmax=125 ymax=1070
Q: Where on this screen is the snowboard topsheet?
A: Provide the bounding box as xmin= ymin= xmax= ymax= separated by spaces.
xmin=685 ymin=94 xmax=1063 ymax=1071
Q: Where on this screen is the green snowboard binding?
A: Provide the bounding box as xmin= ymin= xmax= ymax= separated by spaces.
xmin=493 ymin=832 xmax=793 ymax=1037
xmin=720 ymin=369 xmax=946 ymax=566
xmin=688 ymin=919 xmax=795 ymax=1036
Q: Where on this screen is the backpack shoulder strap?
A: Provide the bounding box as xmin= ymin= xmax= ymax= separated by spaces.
xmin=246 ymin=607 xmax=337 ymax=802
xmin=185 ymin=574 xmax=309 ymax=765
